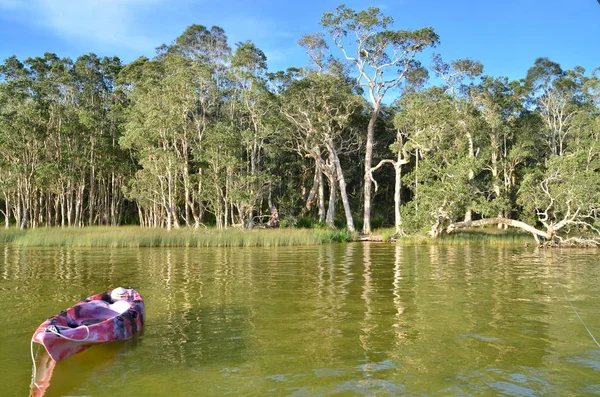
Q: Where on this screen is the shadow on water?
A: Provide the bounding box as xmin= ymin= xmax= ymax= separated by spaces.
xmin=146 ymin=305 xmax=250 ymax=366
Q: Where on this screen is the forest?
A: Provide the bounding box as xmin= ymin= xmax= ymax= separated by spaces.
xmin=0 ymin=5 xmax=598 ymax=245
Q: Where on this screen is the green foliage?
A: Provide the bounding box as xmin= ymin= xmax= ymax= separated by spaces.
xmin=0 ymin=228 xmax=27 ymax=243
xmin=0 ymin=16 xmax=598 ymax=246
xmin=518 ymin=152 xmax=600 ymax=236
xmin=399 ymin=205 xmax=430 ymax=235
xmin=329 ymin=228 xmax=357 ymax=242
xmin=295 ymin=217 xmax=322 ymax=229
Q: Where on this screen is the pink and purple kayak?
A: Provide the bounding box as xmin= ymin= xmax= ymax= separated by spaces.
xmin=32 ymin=288 xmax=145 ymax=362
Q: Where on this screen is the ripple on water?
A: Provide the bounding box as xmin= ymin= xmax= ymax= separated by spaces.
xmin=2 ymin=244 xmax=600 ymax=396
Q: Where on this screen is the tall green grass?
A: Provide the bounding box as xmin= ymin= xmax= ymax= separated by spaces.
xmin=376 ymin=227 xmax=535 ymax=246
xmin=0 ymin=226 xmax=351 ymax=248
xmin=0 ymin=226 xmax=532 ymax=248
xmin=0 ymin=228 xmax=27 ymax=243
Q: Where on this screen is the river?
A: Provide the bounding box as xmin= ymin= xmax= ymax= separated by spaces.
xmin=1 ymin=243 xmax=599 ymax=396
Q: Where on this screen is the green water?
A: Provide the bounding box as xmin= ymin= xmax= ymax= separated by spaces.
xmin=1 ymin=243 xmax=599 ymax=396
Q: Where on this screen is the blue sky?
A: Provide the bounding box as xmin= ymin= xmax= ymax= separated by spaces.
xmin=0 ymin=0 xmax=598 ymax=81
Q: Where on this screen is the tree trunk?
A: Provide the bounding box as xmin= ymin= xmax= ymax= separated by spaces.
xmin=326 ymin=173 xmax=336 ymax=227
xmin=328 ymin=140 xmax=354 ymax=233
xmin=444 ymin=217 xmax=548 ymax=246
xmin=14 ymin=191 xmax=22 ymax=229
xmin=267 ymin=183 xmax=279 ymax=228
xmin=4 ymin=194 xmax=10 ymax=228
xmin=138 ymin=205 xmax=144 ymax=227
xmin=32 ymin=190 xmax=40 ymax=228
xmin=301 ymin=163 xmax=321 ymax=217
xmin=318 ymin=170 xmax=325 ymax=223
xmin=89 ymin=165 xmax=95 ymax=226
xmin=463 ymin=129 xmax=475 ymax=222
xmin=393 ymin=161 xmax=402 ymax=235
xmin=362 ymin=106 xmax=381 ymax=235
xmin=491 ymin=151 xmax=503 ymax=229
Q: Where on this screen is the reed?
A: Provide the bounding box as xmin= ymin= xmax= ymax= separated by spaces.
xmin=0 ymin=228 xmax=27 ymax=243
xmin=1 ymin=226 xmax=348 ymax=248
xmin=377 ymin=227 xmax=535 ymax=246
xmin=437 ymin=230 xmax=534 ymax=246
xmin=0 ymin=226 xmax=533 ymax=247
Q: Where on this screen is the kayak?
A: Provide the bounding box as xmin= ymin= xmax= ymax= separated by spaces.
xmin=31 ymin=287 xmax=145 ymax=362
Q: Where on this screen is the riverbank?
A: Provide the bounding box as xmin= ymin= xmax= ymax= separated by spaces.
xmin=0 ymin=226 xmax=538 ymax=248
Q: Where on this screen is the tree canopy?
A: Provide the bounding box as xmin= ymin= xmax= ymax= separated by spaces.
xmin=0 ymin=6 xmax=598 ymax=246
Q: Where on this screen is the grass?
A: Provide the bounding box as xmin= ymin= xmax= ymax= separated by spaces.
xmin=0 ymin=226 xmax=353 ymax=248
xmin=0 ymin=226 xmax=533 ymax=248
xmin=0 ymin=228 xmax=27 ymax=243
xmin=375 ymin=227 xmax=535 ymax=246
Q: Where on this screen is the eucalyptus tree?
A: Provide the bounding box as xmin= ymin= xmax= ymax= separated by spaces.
xmin=444 ymin=117 xmax=600 ymax=246
xmin=281 ymin=70 xmax=363 ymax=231
xmin=394 ymin=87 xmax=473 ymax=236
xmin=0 ymin=53 xmax=129 ymax=228
xmin=121 ymin=25 xmax=235 ymax=230
xmin=319 ymin=5 xmax=439 ymax=234
xmin=0 ymin=53 xmax=77 ymax=228
xmin=443 ymin=69 xmax=600 ymax=246
xmin=120 ymin=56 xmax=187 ymax=230
xmin=198 ymin=121 xmax=241 ymax=228
xmin=379 ymin=115 xmax=410 ymax=235
xmin=289 ymin=35 xmax=331 ymax=222
xmin=0 ymin=56 xmax=35 ymax=227
xmin=430 ymin=55 xmax=483 ymax=222
xmin=515 ymin=151 xmax=600 ymax=245
xmin=525 ymin=58 xmax=586 ymax=157
xmin=73 ymin=54 xmax=127 ymax=226
xmin=470 ymin=76 xmax=528 ymax=223
xmin=373 ymin=68 xmax=429 ymax=236
xmin=159 ymin=25 xmax=232 ymax=228
xmin=229 ymin=41 xmax=278 ymax=227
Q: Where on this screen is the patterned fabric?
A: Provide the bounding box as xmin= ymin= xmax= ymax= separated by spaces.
xmin=32 ymin=288 xmax=145 ymax=361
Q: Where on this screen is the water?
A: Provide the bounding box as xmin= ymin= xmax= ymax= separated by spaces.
xmin=1 ymin=243 xmax=599 ymax=396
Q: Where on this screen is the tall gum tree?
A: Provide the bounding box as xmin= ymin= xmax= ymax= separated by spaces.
xmin=230 ymin=42 xmax=274 ymax=227
xmin=119 ymin=57 xmax=187 ymax=230
xmin=374 ymin=66 xmax=429 ymax=236
xmin=394 ymin=87 xmax=473 ymax=236
xmin=164 ymin=25 xmax=232 ymax=228
xmin=320 ymin=5 xmax=439 ymax=234
xmin=525 ymin=58 xmax=584 ymax=157
xmin=281 ymin=71 xmax=362 ymax=232
xmin=470 ymin=76 xmax=529 ymax=226
xmin=430 ymin=55 xmax=483 ymax=222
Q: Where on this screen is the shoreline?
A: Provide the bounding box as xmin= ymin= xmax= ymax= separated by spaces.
xmin=0 ymin=226 xmax=539 ymax=248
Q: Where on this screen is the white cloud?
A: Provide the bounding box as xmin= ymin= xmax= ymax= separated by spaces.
xmin=0 ymin=0 xmax=166 ymax=52
xmin=0 ymin=0 xmax=304 ymax=69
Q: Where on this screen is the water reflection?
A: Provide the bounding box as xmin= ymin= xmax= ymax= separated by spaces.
xmin=1 ymin=244 xmax=599 ymax=395
xmin=30 ymin=338 xmax=140 ymax=397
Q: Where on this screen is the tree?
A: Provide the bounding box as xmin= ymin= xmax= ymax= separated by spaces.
xmin=120 ymin=56 xmax=187 ymax=230
xmin=470 ymin=76 xmax=530 ymax=225
xmin=281 ymin=71 xmax=363 ymax=231
xmin=229 ymin=41 xmax=277 ymax=228
xmin=320 ymin=5 xmax=439 ymax=234
xmin=526 ymin=58 xmax=588 ymax=157
xmin=395 ymin=87 xmax=473 ymax=236
xmin=444 ymin=66 xmax=600 ymax=246
xmin=431 ymin=55 xmax=483 ymax=222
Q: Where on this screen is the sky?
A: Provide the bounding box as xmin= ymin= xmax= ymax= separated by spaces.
xmin=0 ymin=0 xmax=598 ymax=81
